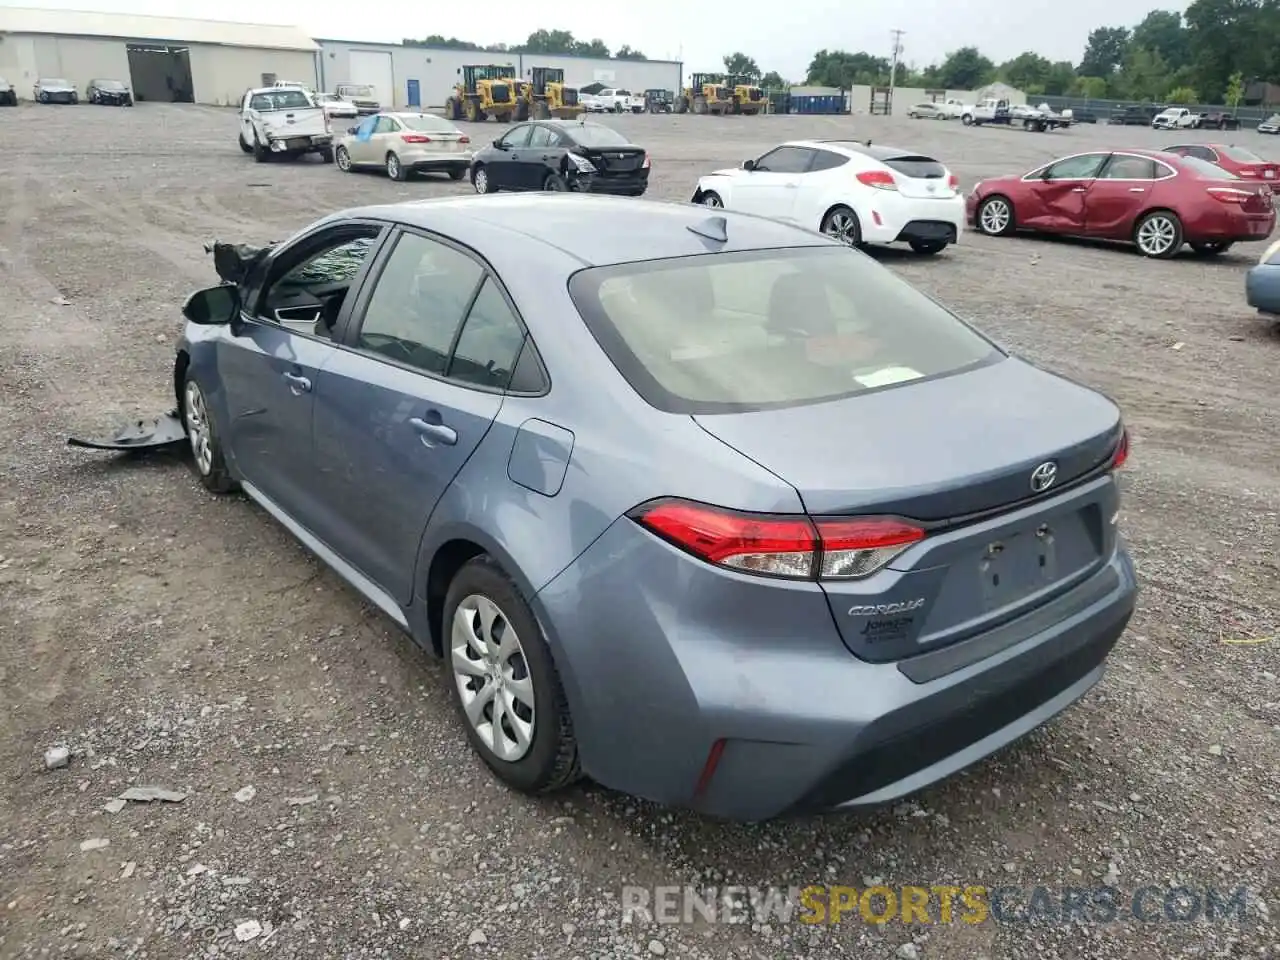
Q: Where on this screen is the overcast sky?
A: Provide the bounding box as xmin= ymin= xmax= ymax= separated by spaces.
xmin=11 ymin=0 xmax=1186 ymax=78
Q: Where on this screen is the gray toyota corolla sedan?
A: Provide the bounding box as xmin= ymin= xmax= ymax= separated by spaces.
xmin=173 ymin=194 xmax=1137 ymax=821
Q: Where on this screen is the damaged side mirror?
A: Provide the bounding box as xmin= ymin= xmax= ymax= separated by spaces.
xmin=182 ymin=285 xmax=240 ymax=326
xmin=742 ymin=159 xmax=756 ymax=171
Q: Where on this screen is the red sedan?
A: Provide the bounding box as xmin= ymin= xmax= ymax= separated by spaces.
xmin=1161 ymin=142 xmax=1280 ymax=181
xmin=966 ymin=149 xmax=1275 ymax=258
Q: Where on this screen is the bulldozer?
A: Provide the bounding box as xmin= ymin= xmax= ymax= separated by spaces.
xmin=445 ymin=64 xmax=519 ymax=123
xmin=674 ymin=73 xmax=734 ymax=115
xmin=515 ymin=66 xmax=582 ymax=120
xmin=726 ymin=75 xmax=766 ymax=115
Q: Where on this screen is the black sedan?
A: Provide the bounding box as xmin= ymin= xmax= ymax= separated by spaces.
xmin=88 ymin=79 xmax=133 ymax=106
xmin=469 ymin=119 xmax=649 ymax=196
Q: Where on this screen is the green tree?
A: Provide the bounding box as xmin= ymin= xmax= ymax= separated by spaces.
xmin=1070 ymin=75 xmax=1110 ymax=98
xmin=1131 ymin=10 xmax=1189 ymax=69
xmin=805 ymin=50 xmax=891 ymax=86
xmin=1043 ymin=61 xmax=1077 ymax=95
xmin=998 ymin=51 xmax=1052 ymax=91
xmin=723 ymin=52 xmax=761 ymax=79
xmin=760 ymin=70 xmax=786 ymax=89
xmin=936 ymin=47 xmax=996 ymax=89
xmin=614 ymin=45 xmax=646 ymax=60
xmin=1079 ymin=26 xmax=1131 ymax=76
xmin=1184 ymin=0 xmax=1260 ymax=102
xmin=1225 ymin=70 xmax=1245 ymax=106
xmin=1116 ymin=45 xmax=1170 ymax=100
xmin=1166 ymin=85 xmax=1198 ymax=102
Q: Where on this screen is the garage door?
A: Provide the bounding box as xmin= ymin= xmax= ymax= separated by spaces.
xmin=348 ymin=50 xmax=394 ymax=108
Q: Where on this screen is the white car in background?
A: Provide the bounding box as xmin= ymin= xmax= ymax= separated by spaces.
xmin=690 ymin=139 xmax=964 ymax=255
xmin=314 ymin=91 xmax=359 ymax=122
xmin=907 ymin=98 xmax=966 ymax=119
xmin=335 ymin=112 xmax=472 ymax=181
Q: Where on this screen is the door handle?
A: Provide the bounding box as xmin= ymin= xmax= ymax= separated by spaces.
xmin=1071 ymin=187 xmax=1086 ymax=192
xmin=784 ymin=182 xmax=799 ymax=188
xmin=1129 ymin=187 xmax=1146 ymax=192
xmin=409 ymin=417 xmax=457 ymax=446
xmin=282 ymin=372 xmax=311 ymax=394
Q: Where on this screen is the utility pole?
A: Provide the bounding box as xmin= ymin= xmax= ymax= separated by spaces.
xmin=889 ymin=29 xmax=905 ymax=90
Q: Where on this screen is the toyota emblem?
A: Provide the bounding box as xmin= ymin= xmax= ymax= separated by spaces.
xmin=1029 ymin=461 xmax=1058 ymax=493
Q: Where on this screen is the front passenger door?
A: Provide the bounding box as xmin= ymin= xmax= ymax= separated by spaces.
xmin=310 ymin=230 xmax=514 ymax=601
xmin=734 ymin=145 xmax=815 ymax=219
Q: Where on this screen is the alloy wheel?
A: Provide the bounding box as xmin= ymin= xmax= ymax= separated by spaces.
xmin=473 ymin=168 xmax=488 ymax=194
xmin=823 ymin=210 xmax=859 ymax=244
xmin=336 ymin=147 xmax=351 ymax=172
xmin=183 ymin=381 xmax=214 ymax=476
xmin=386 ymin=154 xmax=401 ymax=179
xmin=980 ymin=199 xmax=1011 ymax=234
xmin=1136 ymin=215 xmax=1177 ymax=256
xmin=450 ymin=594 xmax=536 ymax=762
xmin=702 ymin=193 xmax=722 ymax=208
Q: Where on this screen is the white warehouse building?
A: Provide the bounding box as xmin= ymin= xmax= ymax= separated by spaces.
xmin=0 ymin=7 xmax=319 ymax=105
xmin=315 ymin=39 xmax=684 ymax=111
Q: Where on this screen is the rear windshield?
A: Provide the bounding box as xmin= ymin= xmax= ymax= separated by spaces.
xmin=1222 ymin=145 xmax=1264 ymax=163
xmin=251 ymin=89 xmax=312 ymax=110
xmin=1179 ymin=155 xmax=1240 ymax=179
xmin=568 ymin=124 xmax=631 ymax=147
xmin=400 ymin=114 xmax=458 ymax=132
xmin=568 ymin=246 xmax=1000 ymax=414
xmin=881 ymin=155 xmax=945 ymax=179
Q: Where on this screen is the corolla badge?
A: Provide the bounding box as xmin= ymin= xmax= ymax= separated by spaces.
xmin=1030 ymin=460 xmax=1058 ymax=493
xmin=847 ymin=598 xmax=925 ymax=618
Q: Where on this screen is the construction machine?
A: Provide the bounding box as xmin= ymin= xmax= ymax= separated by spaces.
xmin=726 ymin=75 xmax=765 ymax=115
xmin=516 ymin=66 xmax=582 ymax=120
xmin=445 ymin=65 xmax=518 ymax=123
xmin=674 ymin=73 xmax=733 ymax=115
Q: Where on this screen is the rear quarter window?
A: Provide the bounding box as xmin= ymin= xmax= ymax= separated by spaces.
xmin=880 ymin=155 xmax=946 ymax=179
xmin=567 ymin=246 xmax=1001 ymax=414
xmin=1178 ymin=155 xmax=1240 ymax=179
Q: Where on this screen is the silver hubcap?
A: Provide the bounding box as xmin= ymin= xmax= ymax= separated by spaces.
xmin=451 ymin=595 xmax=535 ymax=762
xmin=337 ymin=149 xmax=350 ymax=171
xmin=980 ymin=200 xmax=1010 ymax=234
xmin=823 ymin=211 xmax=858 ymax=244
xmin=474 ymin=169 xmax=488 ymax=193
xmin=387 ymin=155 xmax=399 ymax=177
xmin=703 ymin=194 xmax=722 ymax=208
xmin=1138 ymin=216 xmax=1177 ymax=255
xmin=183 ymin=381 xmax=213 ymax=476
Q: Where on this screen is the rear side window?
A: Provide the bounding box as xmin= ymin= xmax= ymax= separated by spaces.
xmin=447 ymin=278 xmax=527 ymax=390
xmin=809 ymin=150 xmax=849 ymax=172
xmin=880 ymin=155 xmax=945 ymax=179
xmin=1100 ymin=155 xmax=1157 ymax=179
xmin=1178 ymin=155 xmax=1239 ymax=179
xmin=1223 ymin=145 xmax=1264 ymax=163
xmin=568 ymin=246 xmax=1000 ymax=414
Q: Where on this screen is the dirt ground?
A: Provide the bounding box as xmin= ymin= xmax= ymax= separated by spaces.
xmin=0 ymin=103 xmax=1277 ymax=960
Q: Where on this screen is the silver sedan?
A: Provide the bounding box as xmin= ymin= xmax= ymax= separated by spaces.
xmin=335 ymin=112 xmax=473 ymax=181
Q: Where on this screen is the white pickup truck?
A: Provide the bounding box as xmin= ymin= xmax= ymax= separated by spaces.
xmin=238 ymin=86 xmax=333 ymax=163
xmin=1151 ymin=107 xmax=1201 ymax=129
xmin=582 ymin=88 xmax=646 ymax=113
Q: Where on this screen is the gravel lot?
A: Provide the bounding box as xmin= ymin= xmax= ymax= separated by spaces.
xmin=0 ymin=103 xmax=1277 ymax=960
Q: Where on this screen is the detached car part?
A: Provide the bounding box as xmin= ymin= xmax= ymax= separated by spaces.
xmin=67 ymin=410 xmax=187 ymax=451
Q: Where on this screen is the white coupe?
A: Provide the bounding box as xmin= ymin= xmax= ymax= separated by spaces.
xmin=691 ymin=139 xmax=965 ymax=255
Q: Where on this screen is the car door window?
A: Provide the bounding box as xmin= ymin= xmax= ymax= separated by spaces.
xmin=809 ymin=150 xmax=849 ymax=172
xmin=447 ymin=278 xmax=529 ymax=390
xmin=499 ymin=125 xmax=532 ymax=148
xmin=527 ymin=125 xmax=555 ymax=149
xmin=1041 ymin=154 xmax=1107 ymax=180
xmin=355 ymin=233 xmax=484 ymax=376
xmin=754 ymin=146 xmax=814 ymax=173
xmin=259 ymin=231 xmax=381 ymax=335
xmin=373 ymin=116 xmax=396 ymax=135
xmin=1099 ymin=155 xmax=1157 ymax=179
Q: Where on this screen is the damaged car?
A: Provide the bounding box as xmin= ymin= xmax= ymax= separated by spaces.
xmin=469 ymin=119 xmax=649 ymax=196
xmin=34 ymin=78 xmax=77 ymax=104
xmin=70 ymin=195 xmax=1137 ymax=823
xmin=87 ymin=78 xmax=133 ymax=106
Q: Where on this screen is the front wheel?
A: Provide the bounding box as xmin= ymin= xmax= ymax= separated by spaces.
xmin=975 ymin=195 xmax=1015 ymax=236
xmin=181 ymin=372 xmax=236 ymax=494
xmin=543 ymin=172 xmax=568 ymax=191
xmin=238 ymin=133 xmax=253 ymax=154
xmin=335 ymin=146 xmax=353 ymax=172
xmin=699 ymin=190 xmax=723 ymax=208
xmin=961 ymin=113 xmax=973 ymax=125
xmin=1134 ymin=210 xmax=1183 ymax=259
xmin=471 ymin=165 xmax=496 ymax=194
xmin=444 ymin=557 xmax=581 ymax=793
xmin=821 ymin=205 xmax=862 ymax=246
xmin=909 ymin=239 xmax=948 ymax=255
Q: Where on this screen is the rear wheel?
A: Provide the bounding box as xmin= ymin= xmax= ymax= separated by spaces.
xmin=471 ymin=164 xmax=496 ymax=194
xmin=909 ymin=239 xmax=948 ymax=255
xmin=319 ymin=146 xmax=334 ymax=164
xmin=386 ymin=152 xmax=407 ymax=181
xmin=1189 ymin=240 xmax=1232 ymax=256
xmin=976 ymin=195 xmax=1015 ymax=236
xmin=448 ymin=167 xmax=466 ymax=181
xmin=821 ymin=205 xmax=862 ymax=246
xmin=1134 ymin=210 xmax=1183 ymax=258
xmin=533 ymin=100 xmax=551 ymax=120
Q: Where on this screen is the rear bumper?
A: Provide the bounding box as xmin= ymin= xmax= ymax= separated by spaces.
xmin=860 ymin=193 xmax=966 ymax=244
xmin=535 ymin=517 xmax=1137 ymax=822
xmin=1189 ymin=205 xmax=1275 ymax=243
xmin=402 ymin=149 xmax=474 ymax=171
xmin=267 ymin=134 xmax=332 ymax=152
xmin=1245 ymin=262 xmax=1280 ymax=315
xmin=572 ymin=172 xmax=650 ymax=195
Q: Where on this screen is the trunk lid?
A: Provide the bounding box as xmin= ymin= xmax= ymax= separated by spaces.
xmin=261 ymin=107 xmax=326 ymax=138
xmin=693 ymin=357 xmax=1124 ymax=663
xmin=580 ymin=146 xmax=645 ymax=175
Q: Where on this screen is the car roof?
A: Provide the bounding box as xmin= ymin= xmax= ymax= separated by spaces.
xmin=786 ymin=139 xmax=934 ymax=162
xmin=332 ymin=194 xmax=834 ymax=268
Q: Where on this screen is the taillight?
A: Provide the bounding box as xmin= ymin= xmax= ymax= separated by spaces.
xmin=1207 ymin=186 xmax=1254 ymax=204
xmin=458 ymin=135 xmax=470 ymax=144
xmin=855 ymin=169 xmax=898 ymax=191
xmin=628 ymin=498 xmax=924 ymax=580
xmin=948 ymin=173 xmax=959 ymax=190
xmin=401 ymin=134 xmax=432 ymax=144
xmin=1111 ymin=427 xmax=1130 ymax=470
xmin=1239 ymin=167 xmax=1258 ymax=177
xmin=642 ymin=154 xmax=651 ymax=169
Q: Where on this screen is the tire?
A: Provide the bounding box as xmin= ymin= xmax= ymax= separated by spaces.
xmin=253 ymin=133 xmax=269 ymax=163
xmin=699 ymin=190 xmax=723 ymax=208
xmin=1134 ymin=210 xmax=1183 ymax=258
xmin=180 ymin=371 xmax=236 ymax=495
xmin=471 ymin=164 xmax=496 ymax=194
xmin=514 ymin=100 xmax=529 ymax=122
xmin=909 ymin=239 xmax=948 ymax=255
xmin=38 ymin=92 xmax=50 ymax=103
xmin=238 ymin=133 xmax=253 ymax=154
xmin=446 ymin=97 xmax=462 ymax=121
xmin=443 ymin=556 xmax=581 ymax=794
xmin=386 ymin=152 xmax=407 ymax=181
xmin=543 ymin=172 xmax=568 ymax=192
xmin=1189 ymin=240 xmax=1232 ymax=256
xmin=961 ymin=113 xmax=973 ymax=125
xmin=448 ymin=167 xmax=466 ymax=181
xmin=335 ymin=146 xmax=353 ymax=172
xmin=319 ymin=146 xmax=334 ymax=164
xmin=820 ymin=205 xmax=862 ymax=246
xmin=533 ymin=100 xmax=551 ymax=120
xmin=975 ymin=195 xmax=1015 ymax=236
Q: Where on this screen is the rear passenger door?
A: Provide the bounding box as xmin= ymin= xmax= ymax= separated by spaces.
xmin=521 ymin=124 xmax=559 ymax=188
xmin=1084 ymin=153 xmax=1161 ymax=238
xmin=310 ymin=228 xmax=531 ymax=603
xmin=488 ymin=124 xmax=532 ymax=189
xmin=734 ymin=145 xmax=815 ymax=219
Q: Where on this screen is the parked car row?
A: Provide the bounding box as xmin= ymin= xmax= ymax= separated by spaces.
xmin=5 ymin=77 xmax=135 ymax=105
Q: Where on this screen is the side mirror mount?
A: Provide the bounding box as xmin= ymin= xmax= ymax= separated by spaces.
xmin=347 ymin=125 xmax=357 ymax=134
xmin=742 ymin=159 xmax=755 ymax=171
xmin=493 ymin=138 xmax=504 ymax=148
xmin=182 ymin=285 xmax=240 ymax=326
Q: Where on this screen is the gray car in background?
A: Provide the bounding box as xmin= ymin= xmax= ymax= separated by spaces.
xmin=173 ymin=194 xmax=1137 ymax=821
xmin=34 ymin=78 xmax=77 ymax=104
xmin=0 ymin=76 xmax=16 ymax=106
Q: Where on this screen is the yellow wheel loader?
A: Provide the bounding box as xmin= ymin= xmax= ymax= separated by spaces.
xmin=516 ymin=67 xmax=583 ymax=120
xmin=726 ymin=75 xmax=766 ymax=115
xmin=675 ymin=73 xmax=734 ymax=115
xmin=444 ymin=65 xmax=519 ymax=123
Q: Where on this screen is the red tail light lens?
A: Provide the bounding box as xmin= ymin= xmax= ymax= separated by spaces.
xmin=1111 ymin=427 xmax=1130 ymax=469
xmin=628 ymin=498 xmax=924 ymax=580
xmin=948 ymin=173 xmax=959 ymax=190
xmin=1207 ymin=186 xmax=1254 ymax=204
xmin=401 ymin=134 xmax=432 ymax=144
xmin=856 ymin=169 xmax=898 ymax=191
xmin=458 ymin=135 xmax=470 ymax=144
